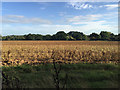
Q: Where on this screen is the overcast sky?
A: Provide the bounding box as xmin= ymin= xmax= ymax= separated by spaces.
xmin=2 ymin=2 xmax=118 ymax=36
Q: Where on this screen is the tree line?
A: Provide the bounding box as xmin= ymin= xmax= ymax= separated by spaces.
xmin=1 ymin=31 xmax=120 ymax=41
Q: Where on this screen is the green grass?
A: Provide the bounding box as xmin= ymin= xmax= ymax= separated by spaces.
xmin=2 ymin=63 xmax=119 ymax=88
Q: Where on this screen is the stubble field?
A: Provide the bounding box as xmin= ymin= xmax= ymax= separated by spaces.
xmin=1 ymin=41 xmax=119 ymax=66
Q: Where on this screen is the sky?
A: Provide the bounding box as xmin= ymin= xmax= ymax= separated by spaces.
xmin=1 ymin=2 xmax=118 ymax=36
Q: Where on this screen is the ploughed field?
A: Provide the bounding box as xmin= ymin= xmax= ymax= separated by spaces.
xmin=1 ymin=41 xmax=119 ymax=66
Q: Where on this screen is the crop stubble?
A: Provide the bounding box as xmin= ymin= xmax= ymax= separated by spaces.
xmin=1 ymin=41 xmax=119 ymax=66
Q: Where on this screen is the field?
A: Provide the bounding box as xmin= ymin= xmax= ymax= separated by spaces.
xmin=1 ymin=41 xmax=119 ymax=66
xmin=1 ymin=41 xmax=119 ymax=88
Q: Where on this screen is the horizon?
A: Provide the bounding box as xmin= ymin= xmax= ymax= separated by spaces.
xmin=2 ymin=2 xmax=118 ymax=36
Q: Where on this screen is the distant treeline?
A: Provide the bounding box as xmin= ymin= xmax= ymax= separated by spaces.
xmin=1 ymin=31 xmax=120 ymax=41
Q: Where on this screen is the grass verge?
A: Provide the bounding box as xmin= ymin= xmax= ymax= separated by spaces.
xmin=2 ymin=63 xmax=119 ymax=88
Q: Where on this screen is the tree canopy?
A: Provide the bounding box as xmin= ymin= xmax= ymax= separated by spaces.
xmin=1 ymin=31 xmax=119 ymax=41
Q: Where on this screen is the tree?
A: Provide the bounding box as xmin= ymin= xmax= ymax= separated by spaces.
xmin=110 ymin=33 xmax=116 ymax=41
xmin=118 ymin=33 xmax=120 ymax=41
xmin=35 ymin=34 xmax=43 ymax=40
xmin=82 ymin=35 xmax=88 ymax=40
xmin=43 ymin=35 xmax=52 ymax=40
xmin=89 ymin=33 xmax=101 ymax=40
xmin=100 ymin=31 xmax=111 ymax=41
xmin=0 ymin=35 xmax=2 ymax=40
xmin=53 ymin=31 xmax=67 ymax=40
xmin=66 ymin=36 xmax=76 ymax=41
xmin=24 ymin=33 xmax=35 ymax=40
xmin=24 ymin=34 xmax=43 ymax=40
xmin=67 ymin=31 xmax=87 ymax=40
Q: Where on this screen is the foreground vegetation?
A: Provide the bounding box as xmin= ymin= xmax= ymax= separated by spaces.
xmin=2 ymin=63 xmax=119 ymax=88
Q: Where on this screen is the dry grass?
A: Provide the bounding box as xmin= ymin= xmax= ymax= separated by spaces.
xmin=1 ymin=41 xmax=119 ymax=66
